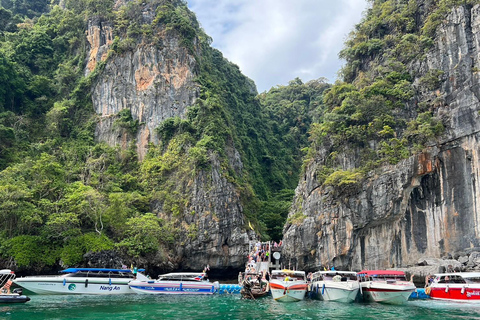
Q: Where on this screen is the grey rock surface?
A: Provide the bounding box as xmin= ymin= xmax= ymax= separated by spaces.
xmin=283 ymin=4 xmax=480 ymax=272
xmin=85 ymin=2 xmax=254 ymax=272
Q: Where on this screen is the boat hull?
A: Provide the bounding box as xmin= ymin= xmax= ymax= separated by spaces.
xmin=361 ymin=283 xmax=415 ymax=304
xmin=313 ymin=282 xmax=359 ymax=302
xmin=14 ymin=277 xmax=134 ymax=295
xmin=0 ymin=294 xmax=30 ymax=303
xmin=129 ymin=280 xmax=218 ymax=295
xmin=429 ymin=285 xmax=480 ymax=302
xmin=269 ymin=281 xmax=307 ymax=302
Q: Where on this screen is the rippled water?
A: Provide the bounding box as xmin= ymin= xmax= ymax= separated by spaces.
xmin=0 ymin=294 xmax=479 ymax=320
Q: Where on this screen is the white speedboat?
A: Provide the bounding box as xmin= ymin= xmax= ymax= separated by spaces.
xmin=14 ymin=268 xmax=148 ymax=295
xmin=358 ymin=270 xmax=415 ymax=304
xmin=427 ymin=272 xmax=480 ymax=302
xmin=311 ymin=271 xmax=359 ymax=302
xmin=129 ymin=272 xmax=219 ymax=295
xmin=269 ymin=269 xmax=307 ymax=302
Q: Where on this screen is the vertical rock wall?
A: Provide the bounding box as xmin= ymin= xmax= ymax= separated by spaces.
xmin=283 ymin=4 xmax=480 ymax=271
xmin=85 ymin=3 xmax=254 ymax=271
xmin=87 ymin=17 xmax=199 ymax=160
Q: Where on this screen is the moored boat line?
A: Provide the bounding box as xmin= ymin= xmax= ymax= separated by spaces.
xmin=7 ymin=264 xmax=447 ymax=305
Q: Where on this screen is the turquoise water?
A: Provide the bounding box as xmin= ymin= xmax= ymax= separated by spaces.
xmin=0 ymin=294 xmax=479 ymax=320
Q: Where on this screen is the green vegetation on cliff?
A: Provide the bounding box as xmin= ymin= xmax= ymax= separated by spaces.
xmin=303 ymin=0 xmax=472 ymax=193
xmin=0 ymin=0 xmax=320 ymax=270
xmin=0 ymin=0 xmax=466 ymax=271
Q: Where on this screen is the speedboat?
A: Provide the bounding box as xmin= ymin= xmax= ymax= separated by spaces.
xmin=311 ymin=271 xmax=359 ymax=302
xmin=269 ymin=269 xmax=307 ymax=302
xmin=0 ymin=270 xmax=30 ymax=303
xmin=129 ymin=272 xmax=220 ymax=294
xmin=358 ymin=270 xmax=415 ymax=304
xmin=427 ymin=272 xmax=480 ymax=301
xmin=14 ymin=267 xmax=148 ymax=294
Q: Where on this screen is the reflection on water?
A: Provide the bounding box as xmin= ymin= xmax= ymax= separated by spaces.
xmin=0 ymin=294 xmax=480 ymax=320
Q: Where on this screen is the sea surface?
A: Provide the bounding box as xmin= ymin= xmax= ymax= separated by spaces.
xmin=1 ymin=294 xmax=479 ymax=320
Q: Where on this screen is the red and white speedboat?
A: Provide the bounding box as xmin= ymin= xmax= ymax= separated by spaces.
xmin=311 ymin=271 xmax=359 ymax=302
xmin=427 ymin=272 xmax=480 ymax=302
xmin=358 ymin=270 xmax=415 ymax=304
xmin=269 ymin=269 xmax=307 ymax=302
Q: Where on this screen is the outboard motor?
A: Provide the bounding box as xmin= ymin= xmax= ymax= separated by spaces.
xmin=12 ymin=288 xmax=23 ymax=295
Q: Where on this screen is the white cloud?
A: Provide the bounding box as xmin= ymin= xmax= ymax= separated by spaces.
xmin=187 ymin=0 xmax=368 ymax=92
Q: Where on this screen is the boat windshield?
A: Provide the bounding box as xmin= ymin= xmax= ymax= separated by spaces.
xmin=437 ymin=275 xmax=466 ymax=284
xmin=375 ymin=275 xmax=406 ymax=281
xmin=271 ymin=273 xmax=305 ymax=281
xmin=464 ymin=277 xmax=480 ymax=284
xmin=312 ymin=272 xmax=357 ymax=282
xmin=157 ymin=274 xmax=204 ymax=282
xmin=69 ymin=271 xmax=135 ymax=278
xmin=360 ymin=275 xmax=406 ymax=282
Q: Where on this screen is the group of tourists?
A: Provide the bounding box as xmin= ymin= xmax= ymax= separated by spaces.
xmin=246 ymin=240 xmax=283 ymax=270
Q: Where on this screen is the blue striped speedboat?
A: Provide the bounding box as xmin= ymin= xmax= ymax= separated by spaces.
xmin=129 ymin=272 xmax=219 ymax=295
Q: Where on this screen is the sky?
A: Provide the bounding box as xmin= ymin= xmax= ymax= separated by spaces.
xmin=186 ymin=0 xmax=369 ymax=93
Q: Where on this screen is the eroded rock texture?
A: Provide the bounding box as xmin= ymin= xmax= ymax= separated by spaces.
xmin=86 ymin=2 xmax=253 ymax=272
xmin=87 ymin=17 xmax=199 ymax=160
xmin=283 ymin=4 xmax=480 ymax=271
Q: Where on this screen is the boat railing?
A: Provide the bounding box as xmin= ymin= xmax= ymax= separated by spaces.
xmin=0 ymin=271 xmax=15 ymax=289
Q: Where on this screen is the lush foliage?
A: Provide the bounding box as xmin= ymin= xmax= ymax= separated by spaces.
xmin=0 ymin=0 xmax=320 ymax=269
xmin=0 ymin=0 xmax=464 ymax=269
xmin=303 ymin=0 xmax=465 ymax=193
xmin=0 ymin=0 xmax=162 ymax=269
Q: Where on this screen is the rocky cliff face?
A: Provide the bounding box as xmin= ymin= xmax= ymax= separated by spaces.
xmin=172 ymin=152 xmax=253 ymax=272
xmin=283 ymin=4 xmax=480 ymax=272
xmin=87 ymin=16 xmax=199 ymax=160
xmin=85 ymin=1 xmax=254 ymax=272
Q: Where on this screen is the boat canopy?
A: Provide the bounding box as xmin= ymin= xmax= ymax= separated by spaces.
xmin=60 ymin=268 xmax=145 ymax=273
xmin=358 ymin=270 xmax=405 ymax=276
xmin=0 ymin=270 xmax=13 ymax=275
xmin=433 ymin=272 xmax=480 ymax=278
xmin=157 ymin=272 xmax=206 ymax=281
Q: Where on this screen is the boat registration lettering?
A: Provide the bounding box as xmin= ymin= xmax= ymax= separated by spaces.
xmin=164 ymin=287 xmax=180 ymax=291
xmin=466 ymin=291 xmax=480 ymax=298
xmin=100 ymin=286 xmax=121 ymax=291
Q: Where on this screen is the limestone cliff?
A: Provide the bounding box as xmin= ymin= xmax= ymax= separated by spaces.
xmin=85 ymin=0 xmax=255 ymax=272
xmin=87 ymin=18 xmax=198 ymax=160
xmin=283 ymin=3 xmax=480 ymax=272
